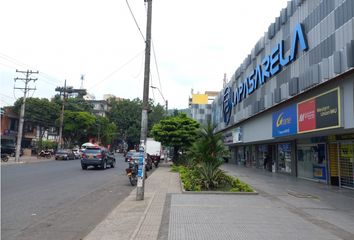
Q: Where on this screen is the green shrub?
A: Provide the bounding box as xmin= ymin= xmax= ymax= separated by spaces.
xmin=171 ymin=164 xmax=180 ymax=172
xmin=173 ymin=160 xmax=253 ymax=192
xmin=227 ymin=177 xmax=253 ymax=192
xmin=197 ymin=161 xmax=228 ymax=190
xmin=178 ymin=166 xmax=202 ymax=191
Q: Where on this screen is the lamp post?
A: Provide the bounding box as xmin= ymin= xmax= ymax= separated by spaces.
xmin=150 ymin=86 xmax=168 ymax=114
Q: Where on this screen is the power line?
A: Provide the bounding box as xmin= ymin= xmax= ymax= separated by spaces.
xmin=0 ymin=52 xmax=61 ymax=85
xmin=125 ymin=0 xmax=145 ymax=41
xmin=87 ymin=50 xmax=144 ymax=90
xmin=151 ymin=40 xmax=163 ymax=96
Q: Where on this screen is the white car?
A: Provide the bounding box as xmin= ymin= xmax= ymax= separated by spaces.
xmin=72 ymin=149 xmax=81 ymax=159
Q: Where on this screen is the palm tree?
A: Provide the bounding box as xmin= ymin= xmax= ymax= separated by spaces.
xmin=189 ymin=122 xmax=228 ymax=189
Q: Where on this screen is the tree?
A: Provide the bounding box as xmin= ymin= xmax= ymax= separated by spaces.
xmin=189 ymin=122 xmax=226 ymax=165
xmin=151 ymin=113 xmax=199 ymax=160
xmin=95 ymin=116 xmax=117 ymax=146
xmin=108 ymin=98 xmax=142 ymax=148
xmin=62 ymin=111 xmax=96 ymax=146
xmin=13 ymin=97 xmax=60 ymax=140
xmin=189 ymin=122 xmax=228 ymax=190
xmin=108 ymin=98 xmax=165 ymax=148
xmin=148 ymin=100 xmax=166 ymax=136
xmin=52 ymin=95 xmax=93 ymax=112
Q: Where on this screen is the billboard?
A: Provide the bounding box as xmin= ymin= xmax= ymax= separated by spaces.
xmin=297 ymin=88 xmax=340 ymax=133
xmin=272 ymin=105 xmax=297 ymax=137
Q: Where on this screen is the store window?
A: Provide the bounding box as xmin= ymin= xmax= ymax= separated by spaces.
xmin=257 ymin=145 xmax=268 ymax=169
xmin=236 ymin=146 xmax=245 ymax=166
xmin=277 ymin=143 xmax=292 ymax=174
xmin=297 ymin=144 xmax=327 ymax=182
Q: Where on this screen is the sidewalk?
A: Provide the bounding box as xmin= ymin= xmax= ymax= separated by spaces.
xmin=84 ymin=163 xmax=354 ymax=240
xmin=84 ymin=162 xmax=181 ymax=240
xmin=1 ymin=155 xmax=54 ymax=165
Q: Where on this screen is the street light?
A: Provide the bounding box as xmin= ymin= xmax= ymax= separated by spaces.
xmin=150 ymin=86 xmax=168 ymax=113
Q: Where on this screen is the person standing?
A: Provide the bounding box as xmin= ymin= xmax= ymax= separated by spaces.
xmin=263 ymin=154 xmax=270 ymax=170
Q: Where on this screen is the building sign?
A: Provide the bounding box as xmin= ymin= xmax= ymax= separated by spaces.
xmin=222 ymin=131 xmax=233 ymax=144
xmin=223 ymin=23 xmax=309 ymax=125
xmin=233 ymin=127 xmax=242 ymax=143
xmin=222 ymin=127 xmax=242 ymax=144
xmin=298 ymin=88 xmax=340 ymax=133
xmin=272 ymin=105 xmax=297 ymax=137
xmin=313 ymin=164 xmax=327 ymax=180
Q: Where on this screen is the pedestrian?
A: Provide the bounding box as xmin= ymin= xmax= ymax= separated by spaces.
xmin=263 ymin=154 xmax=270 ymax=169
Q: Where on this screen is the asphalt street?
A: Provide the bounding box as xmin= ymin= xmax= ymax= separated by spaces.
xmin=1 ymin=153 xmax=141 ymax=240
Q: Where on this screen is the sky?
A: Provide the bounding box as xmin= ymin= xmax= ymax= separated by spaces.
xmin=0 ymin=0 xmax=288 ymax=110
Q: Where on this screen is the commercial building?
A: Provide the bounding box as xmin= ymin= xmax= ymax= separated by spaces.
xmin=189 ymin=91 xmax=219 ymax=126
xmin=212 ymin=0 xmax=354 ymax=189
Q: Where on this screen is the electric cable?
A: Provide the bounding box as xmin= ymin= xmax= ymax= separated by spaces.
xmin=125 ymin=0 xmax=145 ymax=41
xmin=151 ymin=40 xmax=163 ymax=97
xmin=88 ymin=50 xmax=144 ymax=90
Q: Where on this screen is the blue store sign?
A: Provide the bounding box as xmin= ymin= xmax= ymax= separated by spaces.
xmin=272 ymin=105 xmax=297 ymax=137
xmin=223 ymin=23 xmax=308 ymax=125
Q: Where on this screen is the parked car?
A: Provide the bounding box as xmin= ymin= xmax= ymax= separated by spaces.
xmin=55 ymin=149 xmax=76 ymax=160
xmin=72 ymin=149 xmax=81 ymax=159
xmin=1 ymin=138 xmax=23 ymax=156
xmin=81 ymin=147 xmax=116 ymax=170
xmin=125 ymin=150 xmax=137 ymax=162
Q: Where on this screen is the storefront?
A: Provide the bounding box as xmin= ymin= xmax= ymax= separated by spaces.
xmin=297 ymin=143 xmax=327 ymax=182
xmin=211 ymin=0 xmax=354 ymax=190
xmin=277 ymin=142 xmax=293 ymax=174
xmin=328 ymin=134 xmax=354 ymax=189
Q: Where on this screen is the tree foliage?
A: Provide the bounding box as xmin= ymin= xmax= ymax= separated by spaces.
xmin=189 ymin=122 xmax=226 ymax=164
xmin=108 ymin=98 xmax=165 ymax=148
xmin=52 ymin=95 xmax=93 ymax=112
xmin=13 ymin=97 xmax=60 ymax=139
xmin=151 ymin=113 xmax=199 ymax=160
xmin=108 ymin=98 xmax=142 ymax=148
xmin=62 ymin=111 xmax=96 ymax=146
xmin=188 ymin=123 xmax=228 ymax=190
xmin=95 ymin=116 xmax=117 ymax=146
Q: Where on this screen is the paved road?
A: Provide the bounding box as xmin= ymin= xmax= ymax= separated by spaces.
xmin=1 ymin=153 xmax=141 ymax=240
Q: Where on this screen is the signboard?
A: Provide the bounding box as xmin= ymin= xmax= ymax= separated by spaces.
xmin=297 ymin=88 xmax=340 ymax=133
xmin=222 ymin=127 xmax=242 ymax=144
xmin=223 ymin=23 xmax=308 ymax=125
xmin=313 ymin=165 xmax=327 ymax=180
xmin=233 ymin=127 xmax=242 ymax=143
xmin=272 ymin=105 xmax=297 ymax=137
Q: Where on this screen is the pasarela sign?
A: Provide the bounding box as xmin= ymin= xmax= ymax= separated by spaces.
xmin=223 ymin=23 xmax=309 ymax=125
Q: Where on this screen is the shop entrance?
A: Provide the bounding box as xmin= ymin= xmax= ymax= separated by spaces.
xmin=339 ymin=142 xmax=354 ymax=189
xmin=297 ymin=144 xmax=327 ymax=183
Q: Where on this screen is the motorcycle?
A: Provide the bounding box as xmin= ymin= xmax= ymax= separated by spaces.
xmin=37 ymin=150 xmax=52 ymax=159
xmin=148 ymin=154 xmax=160 ymax=168
xmin=126 ymin=158 xmax=139 ymax=186
xmin=125 ymin=157 xmax=148 ymax=186
xmin=1 ymin=154 xmax=9 ymax=162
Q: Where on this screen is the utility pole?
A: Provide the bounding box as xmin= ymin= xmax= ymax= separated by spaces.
xmin=165 ymin=100 xmax=168 ymax=114
xmin=14 ymin=69 xmax=38 ymax=162
xmin=137 ymin=0 xmax=152 ymax=201
xmin=55 ymin=80 xmax=86 ymax=149
xmin=57 ymin=80 xmax=66 ymax=150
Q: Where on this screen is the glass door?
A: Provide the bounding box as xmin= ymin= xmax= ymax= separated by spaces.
xmin=297 ymin=144 xmax=327 ymax=182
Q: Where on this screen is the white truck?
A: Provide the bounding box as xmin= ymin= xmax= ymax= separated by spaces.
xmin=146 ymin=138 xmax=162 ymax=167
